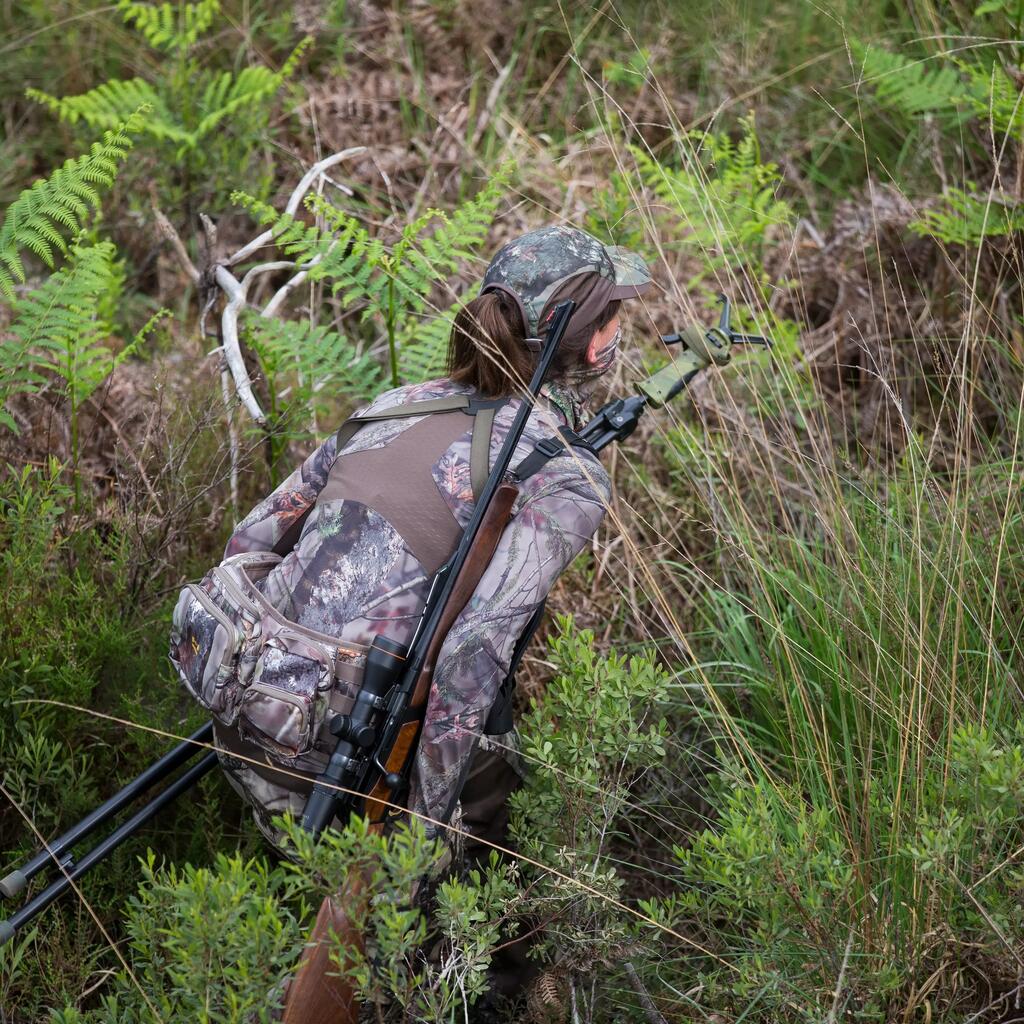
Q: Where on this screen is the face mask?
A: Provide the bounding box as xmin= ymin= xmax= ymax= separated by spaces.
xmin=559 ymin=325 xmax=621 ymax=393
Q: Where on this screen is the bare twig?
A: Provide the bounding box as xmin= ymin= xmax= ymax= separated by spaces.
xmin=624 ymin=962 xmax=669 ymax=1024
xmin=227 ymin=147 xmax=366 ymax=267
xmin=151 ymin=204 xmax=200 ymax=284
xmin=825 ymin=928 xmax=855 ymax=1024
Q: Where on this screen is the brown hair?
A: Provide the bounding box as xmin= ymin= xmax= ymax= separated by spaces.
xmin=447 ymin=291 xmax=621 ymax=397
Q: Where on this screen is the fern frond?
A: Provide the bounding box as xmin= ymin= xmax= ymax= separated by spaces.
xmin=195 ymin=38 xmax=308 ymax=141
xmin=959 ymin=60 xmax=1024 ymax=137
xmin=398 ymin=303 xmax=460 ymax=383
xmin=633 ymin=118 xmax=790 ymax=284
xmin=911 ymin=185 xmax=1024 ymax=245
xmin=232 ymin=192 xmax=347 ymax=277
xmin=854 ymin=43 xmax=967 ymax=120
xmin=2 ymin=241 xmax=124 ymax=426
xmin=117 ymin=0 xmax=220 ymax=53
xmin=28 ymin=80 xmax=186 ymax=143
xmin=246 ymin=316 xmax=380 ymax=411
xmin=0 ymin=121 xmax=137 ymax=300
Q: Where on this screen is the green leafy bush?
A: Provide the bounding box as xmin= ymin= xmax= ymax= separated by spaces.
xmin=509 ymin=618 xmax=673 ymax=1018
xmin=664 ymin=442 xmax=1024 ymax=1019
xmin=51 ymin=852 xmax=306 ymax=1024
xmin=280 ymin=814 xmax=518 ymax=1021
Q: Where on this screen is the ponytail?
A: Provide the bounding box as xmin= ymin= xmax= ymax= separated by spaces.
xmin=447 ymin=290 xmax=535 ymax=397
xmin=446 ymin=290 xmax=623 ymax=397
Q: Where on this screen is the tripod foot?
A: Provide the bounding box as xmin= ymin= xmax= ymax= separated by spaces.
xmin=0 ymin=919 xmax=15 ymax=946
xmin=0 ymin=870 xmax=26 ymax=899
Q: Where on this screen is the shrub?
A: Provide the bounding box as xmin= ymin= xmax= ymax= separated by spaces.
xmin=51 ymin=852 xmax=305 ymax=1024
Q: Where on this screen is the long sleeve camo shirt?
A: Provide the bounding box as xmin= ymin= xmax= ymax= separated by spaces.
xmin=223 ymin=376 xmax=610 ymax=834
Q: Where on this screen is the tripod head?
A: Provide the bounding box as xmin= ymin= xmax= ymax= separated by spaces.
xmin=565 ymin=294 xmax=774 ymax=456
xmin=638 ymin=294 xmax=773 ymax=407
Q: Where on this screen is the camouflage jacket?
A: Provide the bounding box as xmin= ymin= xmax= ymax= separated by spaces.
xmin=224 ymin=376 xmax=611 ymax=834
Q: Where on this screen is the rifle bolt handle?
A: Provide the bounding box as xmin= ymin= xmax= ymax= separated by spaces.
xmin=383 ymin=772 xmax=403 ymax=791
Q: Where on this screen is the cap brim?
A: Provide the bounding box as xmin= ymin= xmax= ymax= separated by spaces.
xmin=606 ymin=245 xmax=652 ymax=299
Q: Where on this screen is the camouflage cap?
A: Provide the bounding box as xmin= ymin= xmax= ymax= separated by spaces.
xmin=480 ymin=225 xmax=651 ymax=340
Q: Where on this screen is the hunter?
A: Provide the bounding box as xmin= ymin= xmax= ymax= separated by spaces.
xmin=205 ymin=224 xmax=651 ymax=996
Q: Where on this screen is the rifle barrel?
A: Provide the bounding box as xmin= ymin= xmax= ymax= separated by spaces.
xmin=0 ymin=721 xmax=214 ymax=900
xmin=0 ymin=751 xmax=218 ymax=946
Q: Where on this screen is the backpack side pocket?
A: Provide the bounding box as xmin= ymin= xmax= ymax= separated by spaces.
xmin=169 ymin=584 xmax=246 ymax=722
xmin=238 ymin=627 xmax=335 ymax=758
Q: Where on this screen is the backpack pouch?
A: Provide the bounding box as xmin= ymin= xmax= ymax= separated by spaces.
xmin=238 ymin=626 xmax=335 ymax=758
xmin=169 ymin=584 xmax=246 ymax=721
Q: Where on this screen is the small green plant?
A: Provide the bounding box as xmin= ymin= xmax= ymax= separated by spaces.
xmin=5 ymin=239 xmax=169 ymax=498
xmin=397 ymin=301 xmax=461 ymax=383
xmin=280 ymin=814 xmax=519 ymax=1021
xmin=854 ymin=43 xmax=968 ymax=122
xmin=51 ymin=851 xmax=307 ymax=1024
xmin=857 ymin=42 xmax=1024 ymax=246
xmin=911 ymin=183 xmax=1024 ymax=245
xmin=27 ymin=1 xmax=308 ymax=213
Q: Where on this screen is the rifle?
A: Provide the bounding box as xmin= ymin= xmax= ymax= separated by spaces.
xmin=0 ymin=296 xmax=770 ymax=960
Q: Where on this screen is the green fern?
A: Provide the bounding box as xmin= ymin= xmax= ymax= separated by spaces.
xmin=912 ymin=184 xmax=1024 ymax=245
xmin=28 ymin=80 xmax=187 ymax=144
xmin=0 ymin=120 xmax=137 ymax=301
xmin=317 ymin=166 xmax=509 ymax=383
xmin=116 ymin=0 xmax=220 ymax=54
xmin=854 ymin=43 xmax=967 ymax=120
xmin=247 ymin=317 xmax=380 ymax=404
xmin=234 ymin=165 xmax=511 ymax=386
xmin=398 ymin=302 xmax=461 ymax=383
xmin=245 ymin=317 xmax=379 ymax=456
xmin=634 ymin=118 xmax=791 ymax=288
xmin=959 ymin=60 xmax=1024 ymax=137
xmin=28 ymin=42 xmax=306 ymax=159
xmin=29 ymin=0 xmax=308 ymax=179
xmin=2 ymin=242 xmax=120 ymax=436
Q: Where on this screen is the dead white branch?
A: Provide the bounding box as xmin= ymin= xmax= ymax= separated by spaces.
xmin=228 ymin=147 xmax=366 ymax=266
xmin=206 ymin=148 xmax=366 ymax=426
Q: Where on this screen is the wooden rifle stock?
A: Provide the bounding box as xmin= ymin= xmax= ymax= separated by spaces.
xmin=281 ymin=881 xmax=365 ymax=1024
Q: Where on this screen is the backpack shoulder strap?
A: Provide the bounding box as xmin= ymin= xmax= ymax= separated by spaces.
xmin=334 ymin=395 xmax=473 ymax=451
xmin=463 ymin=397 xmax=508 ymax=503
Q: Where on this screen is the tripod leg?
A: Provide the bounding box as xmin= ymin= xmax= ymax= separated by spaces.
xmin=0 ymin=752 xmax=218 ymax=945
xmin=1 ymin=721 xmax=214 ymax=899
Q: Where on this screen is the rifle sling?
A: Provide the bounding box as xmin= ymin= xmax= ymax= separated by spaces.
xmin=512 ymin=425 xmax=595 ymax=482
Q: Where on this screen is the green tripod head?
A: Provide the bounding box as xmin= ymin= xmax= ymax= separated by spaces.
xmin=637 ymin=294 xmax=773 ymax=407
